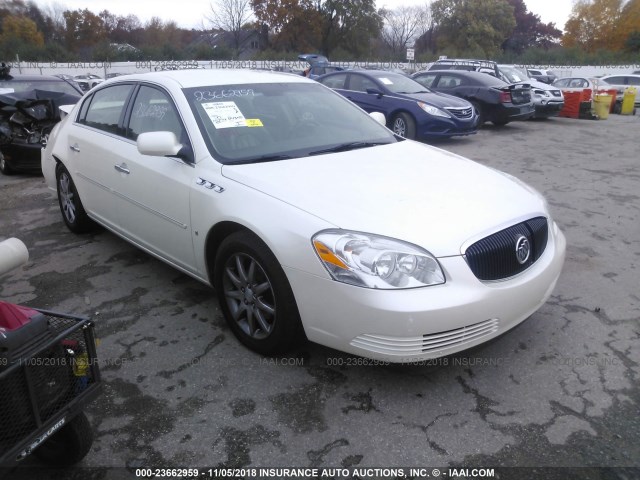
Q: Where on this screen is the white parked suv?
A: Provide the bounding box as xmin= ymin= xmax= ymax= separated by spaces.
xmin=526 ymin=68 xmax=557 ymax=84
xmin=499 ymin=65 xmax=564 ymax=118
xmin=598 ymin=74 xmax=640 ymax=111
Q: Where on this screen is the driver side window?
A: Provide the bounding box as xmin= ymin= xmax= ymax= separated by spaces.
xmin=127 ymin=86 xmax=185 ymax=142
xmin=349 ymin=75 xmax=377 ymax=93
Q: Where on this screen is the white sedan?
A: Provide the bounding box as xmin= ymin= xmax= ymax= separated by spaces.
xmin=42 ymin=70 xmax=566 ymax=362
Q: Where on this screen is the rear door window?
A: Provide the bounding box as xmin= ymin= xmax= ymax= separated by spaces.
xmin=79 ymin=84 xmax=135 ymax=136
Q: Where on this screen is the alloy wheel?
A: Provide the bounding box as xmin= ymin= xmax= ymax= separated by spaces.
xmin=393 ymin=117 xmax=406 ymax=137
xmin=222 ymin=253 xmax=276 ymax=339
xmin=58 ymin=171 xmax=76 ymax=224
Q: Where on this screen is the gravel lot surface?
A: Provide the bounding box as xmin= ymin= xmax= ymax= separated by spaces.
xmin=1 ymin=113 xmax=639 ymax=479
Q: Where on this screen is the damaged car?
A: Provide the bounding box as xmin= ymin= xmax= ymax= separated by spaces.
xmin=0 ymin=66 xmax=82 ymax=174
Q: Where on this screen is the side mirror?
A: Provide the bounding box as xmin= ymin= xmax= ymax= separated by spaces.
xmin=369 ymin=111 xmax=386 ymax=125
xmin=137 ymin=131 xmax=194 ymax=163
xmin=137 ymin=131 xmax=179 ymax=154
xmin=366 ymin=88 xmax=384 ymax=98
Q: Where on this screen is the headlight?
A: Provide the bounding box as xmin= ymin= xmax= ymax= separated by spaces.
xmin=418 ymin=102 xmax=450 ymax=118
xmin=534 ymin=89 xmax=551 ymax=97
xmin=312 ymin=230 xmax=445 ymax=289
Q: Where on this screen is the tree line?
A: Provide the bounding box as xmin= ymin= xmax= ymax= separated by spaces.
xmin=1 ymin=0 xmax=639 ymax=65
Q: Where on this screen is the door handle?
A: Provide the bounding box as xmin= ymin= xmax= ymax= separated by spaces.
xmin=70 ymin=144 xmax=80 ymax=152
xmin=114 ymin=163 xmax=130 ymax=174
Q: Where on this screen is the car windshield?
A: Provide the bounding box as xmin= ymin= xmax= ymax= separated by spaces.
xmin=500 ymin=66 xmax=530 ymax=83
xmin=0 ymin=79 xmax=81 ymax=96
xmin=371 ymin=73 xmax=431 ymax=94
xmin=183 ymin=82 xmax=398 ymax=164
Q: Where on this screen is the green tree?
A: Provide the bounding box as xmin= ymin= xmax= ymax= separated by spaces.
xmin=319 ymin=0 xmax=382 ymax=57
xmin=431 ymin=0 xmax=516 ymax=57
xmin=502 ymin=0 xmax=562 ymax=54
xmin=251 ymin=0 xmax=321 ymax=51
xmin=63 ymin=8 xmax=107 ymax=53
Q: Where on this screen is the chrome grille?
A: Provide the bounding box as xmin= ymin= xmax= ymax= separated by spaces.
xmin=464 ymin=217 xmax=548 ymax=281
xmin=445 ymin=107 xmax=474 ymax=119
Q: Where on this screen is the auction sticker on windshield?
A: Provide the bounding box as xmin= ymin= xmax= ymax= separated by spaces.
xmin=202 ymin=101 xmax=247 ymax=128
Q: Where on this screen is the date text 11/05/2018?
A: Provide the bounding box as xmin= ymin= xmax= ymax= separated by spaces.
xmin=134 ymin=467 xmax=497 ymax=478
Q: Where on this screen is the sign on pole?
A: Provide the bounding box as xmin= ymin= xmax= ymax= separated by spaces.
xmin=406 ymin=48 xmax=415 ymax=61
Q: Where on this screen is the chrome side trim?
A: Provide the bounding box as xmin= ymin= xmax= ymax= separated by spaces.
xmin=76 ymin=172 xmax=188 ymax=229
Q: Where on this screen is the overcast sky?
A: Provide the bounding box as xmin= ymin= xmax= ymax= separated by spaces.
xmin=34 ymin=0 xmax=575 ymax=32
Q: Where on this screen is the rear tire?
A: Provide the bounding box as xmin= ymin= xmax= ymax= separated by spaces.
xmin=56 ymin=163 xmax=94 ymax=233
xmin=34 ymin=412 xmax=94 ymax=466
xmin=391 ymin=112 xmax=417 ymax=139
xmin=613 ymin=101 xmax=622 ymax=114
xmin=214 ymin=231 xmax=304 ymax=355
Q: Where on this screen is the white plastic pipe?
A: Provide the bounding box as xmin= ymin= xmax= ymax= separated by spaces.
xmin=0 ymin=238 xmax=29 ymax=276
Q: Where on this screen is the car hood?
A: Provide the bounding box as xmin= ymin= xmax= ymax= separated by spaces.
xmin=221 ymin=141 xmax=547 ymax=257
xmin=397 ymin=91 xmax=471 ymax=108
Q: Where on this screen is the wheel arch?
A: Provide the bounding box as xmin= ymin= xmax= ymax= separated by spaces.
xmin=387 ymin=107 xmax=416 ymax=127
xmin=204 ymin=221 xmax=261 ymax=284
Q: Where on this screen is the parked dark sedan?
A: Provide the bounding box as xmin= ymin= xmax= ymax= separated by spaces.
xmin=316 ymin=70 xmax=478 ymax=140
xmin=412 ymin=70 xmax=534 ymax=126
xmin=0 ymin=68 xmax=82 ymax=174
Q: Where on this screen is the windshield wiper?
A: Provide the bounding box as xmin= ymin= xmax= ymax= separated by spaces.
xmin=238 ymin=154 xmax=293 ymax=164
xmin=309 ymin=142 xmax=390 ymax=156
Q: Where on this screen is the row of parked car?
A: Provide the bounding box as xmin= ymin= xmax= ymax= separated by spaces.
xmin=313 ymin=58 xmax=639 ymax=142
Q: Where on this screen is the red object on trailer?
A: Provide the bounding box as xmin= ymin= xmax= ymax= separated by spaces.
xmin=0 ymin=302 xmax=42 ymax=331
xmin=0 ymin=301 xmax=50 ymax=367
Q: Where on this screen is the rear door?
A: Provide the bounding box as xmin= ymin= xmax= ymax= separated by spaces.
xmin=69 ymin=83 xmax=135 ymax=229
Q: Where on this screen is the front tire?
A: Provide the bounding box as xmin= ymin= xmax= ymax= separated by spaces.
xmin=214 ymin=231 xmax=303 ymax=355
xmin=391 ymin=112 xmax=416 ymax=139
xmin=470 ymin=101 xmax=485 ymax=125
xmin=0 ymin=152 xmax=14 ymax=175
xmin=33 ymin=412 xmax=94 ymax=466
xmin=56 ymin=163 xmax=94 ymax=233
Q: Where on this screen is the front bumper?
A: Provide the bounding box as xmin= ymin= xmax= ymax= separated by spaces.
xmin=286 ymin=223 xmax=566 ymax=362
xmin=534 ymin=101 xmax=564 ymax=118
xmin=418 ymin=116 xmax=479 ymax=139
xmin=0 ymin=143 xmax=43 ymax=173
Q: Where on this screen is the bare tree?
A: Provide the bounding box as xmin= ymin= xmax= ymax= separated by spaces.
xmin=380 ymin=4 xmax=432 ymax=57
xmin=206 ymin=0 xmax=254 ymax=53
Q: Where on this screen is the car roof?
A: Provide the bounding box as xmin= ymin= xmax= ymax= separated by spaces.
xmin=103 ymin=69 xmax=310 ymax=88
xmin=434 ymin=58 xmax=496 ymax=65
xmin=600 ymin=74 xmax=640 ymax=79
xmin=348 ymin=69 xmax=403 ymax=77
xmin=417 ymin=69 xmax=505 ymax=83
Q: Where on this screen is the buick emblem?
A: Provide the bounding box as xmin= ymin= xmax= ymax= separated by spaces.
xmin=515 ymin=235 xmax=531 ymax=265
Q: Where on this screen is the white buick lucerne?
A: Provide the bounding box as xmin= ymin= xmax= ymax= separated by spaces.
xmin=42 ymin=69 xmax=566 ymax=362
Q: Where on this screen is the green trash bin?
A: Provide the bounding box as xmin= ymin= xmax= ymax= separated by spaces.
xmin=621 ymin=87 xmax=637 ymax=115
